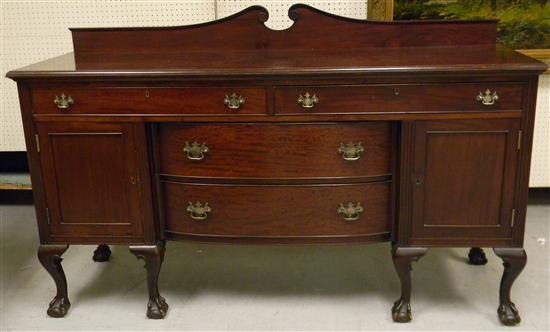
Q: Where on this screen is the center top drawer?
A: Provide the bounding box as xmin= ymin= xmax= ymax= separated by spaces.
xmin=31 ymin=86 xmax=266 ymax=115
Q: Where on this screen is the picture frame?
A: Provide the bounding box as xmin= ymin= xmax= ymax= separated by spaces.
xmin=368 ymin=0 xmax=394 ymax=20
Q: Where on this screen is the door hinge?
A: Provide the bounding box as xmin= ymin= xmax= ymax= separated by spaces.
xmin=517 ymin=130 xmax=522 ymax=150
xmin=35 ymin=134 xmax=40 ymax=153
xmin=511 ymin=208 xmax=516 ymax=228
xmin=45 ymin=207 xmax=51 ymax=225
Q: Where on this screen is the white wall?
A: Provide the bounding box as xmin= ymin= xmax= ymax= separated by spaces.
xmin=0 ymin=1 xmax=547 ymax=186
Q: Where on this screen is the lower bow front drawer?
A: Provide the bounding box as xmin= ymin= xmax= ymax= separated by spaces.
xmin=162 ymin=182 xmax=391 ymax=237
xmin=158 ymin=122 xmax=392 ymax=179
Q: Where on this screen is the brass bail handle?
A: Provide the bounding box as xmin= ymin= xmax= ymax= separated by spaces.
xmin=186 ymin=201 xmax=211 ymax=221
xmin=338 ymin=142 xmax=364 ymax=161
xmin=476 ymin=89 xmax=499 ymax=106
xmin=297 ymin=92 xmax=319 ymax=108
xmin=53 ymin=94 xmax=74 ymax=109
xmin=337 ymin=202 xmax=364 ymax=221
xmin=224 ymin=93 xmax=245 ymax=110
xmin=183 ymin=141 xmax=209 ymax=161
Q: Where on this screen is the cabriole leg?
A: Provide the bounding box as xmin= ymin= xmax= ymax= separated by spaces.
xmin=129 ymin=241 xmax=168 ymax=319
xmin=92 ymin=244 xmax=112 ymax=262
xmin=493 ymin=248 xmax=527 ymax=326
xmin=37 ymin=244 xmax=70 ymax=318
xmin=468 ymin=247 xmax=488 ymax=265
xmin=391 ymin=245 xmax=427 ymax=323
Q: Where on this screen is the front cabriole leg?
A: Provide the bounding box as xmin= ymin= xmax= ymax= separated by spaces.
xmin=129 ymin=241 xmax=168 ymax=319
xmin=493 ymin=248 xmax=527 ymax=326
xmin=391 ymin=245 xmax=427 ymax=323
xmin=37 ymin=244 xmax=70 ymax=317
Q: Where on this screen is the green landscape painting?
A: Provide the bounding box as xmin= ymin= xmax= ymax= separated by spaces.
xmin=394 ymin=0 xmax=550 ymax=49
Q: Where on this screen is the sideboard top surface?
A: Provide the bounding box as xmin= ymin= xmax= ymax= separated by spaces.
xmin=6 ymin=4 xmax=547 ymax=80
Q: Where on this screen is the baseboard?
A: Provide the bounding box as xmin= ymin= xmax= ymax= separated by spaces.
xmin=0 ymin=151 xmax=28 ymax=172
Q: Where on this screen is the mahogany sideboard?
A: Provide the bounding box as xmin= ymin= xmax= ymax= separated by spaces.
xmin=7 ymin=5 xmax=547 ymax=325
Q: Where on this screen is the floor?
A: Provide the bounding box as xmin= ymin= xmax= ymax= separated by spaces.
xmin=1 ymin=193 xmax=548 ymax=331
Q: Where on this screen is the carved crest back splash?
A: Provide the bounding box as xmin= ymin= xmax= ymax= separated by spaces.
xmin=7 ymin=5 xmax=547 ymax=325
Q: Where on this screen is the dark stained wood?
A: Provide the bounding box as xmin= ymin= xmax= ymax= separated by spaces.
xmin=275 ymin=83 xmax=524 ymax=114
xmin=15 ymin=83 xmax=51 ymax=241
xmin=165 ymin=232 xmax=390 ymax=245
xmin=31 ymin=110 xmax=524 ymax=124
xmin=37 ymin=245 xmax=70 ymax=317
xmin=511 ymin=77 xmax=541 ymax=246
xmin=158 ymin=122 xmax=392 ymax=180
xmin=70 ymin=5 xmax=498 ymax=58
xmin=391 ymin=246 xmax=427 ymax=323
xmin=36 ymin=122 xmax=149 ymax=242
xmin=129 ymin=242 xmax=168 ymax=319
xmin=6 ymin=46 xmax=546 ymax=80
xmin=493 ymin=248 xmax=527 ymax=326
xmin=162 ymin=181 xmax=391 ymax=238
xmin=5 ymin=4 xmax=547 ymax=323
xmin=31 ymin=86 xmax=266 ymax=115
xmin=410 ymin=119 xmax=520 ymax=243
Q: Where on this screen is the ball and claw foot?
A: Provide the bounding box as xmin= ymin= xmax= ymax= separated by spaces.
xmin=468 ymin=247 xmax=488 ymax=265
xmin=93 ymin=245 xmax=112 ymax=262
xmin=147 ymin=296 xmax=169 ymax=319
xmin=498 ymin=303 xmax=521 ymax=326
xmin=391 ymin=298 xmax=412 ymax=323
xmin=47 ymin=296 xmax=70 ymax=318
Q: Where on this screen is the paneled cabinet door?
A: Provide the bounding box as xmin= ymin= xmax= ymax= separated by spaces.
xmin=36 ymin=122 xmax=149 ymax=242
xmin=411 ymin=119 xmax=520 ymax=242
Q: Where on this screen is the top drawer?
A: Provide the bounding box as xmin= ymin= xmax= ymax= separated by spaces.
xmin=275 ymin=83 xmax=523 ymax=114
xmin=31 ymin=86 xmax=266 ymax=115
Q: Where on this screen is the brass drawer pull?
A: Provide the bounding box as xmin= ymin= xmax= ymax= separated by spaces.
xmin=183 ymin=141 xmax=209 ymax=160
xmin=476 ymin=89 xmax=499 ymax=106
xmin=338 ymin=142 xmax=364 ymax=161
xmin=186 ymin=201 xmax=211 ymax=221
xmin=297 ymin=92 xmax=318 ymax=108
xmin=337 ymin=202 xmax=364 ymax=221
xmin=224 ymin=93 xmax=245 ymax=109
xmin=53 ymin=94 xmax=74 ymax=109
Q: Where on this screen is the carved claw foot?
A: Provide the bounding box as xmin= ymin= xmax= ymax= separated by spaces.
xmin=494 ymin=248 xmax=526 ymax=326
xmin=391 ymin=298 xmax=412 ymax=323
xmin=130 ymin=241 xmax=168 ymax=319
xmin=391 ymin=246 xmax=427 ymax=323
xmin=38 ymin=245 xmax=71 ymax=318
xmin=92 ymin=245 xmax=112 ymax=262
xmin=498 ymin=302 xmax=521 ymax=326
xmin=147 ymin=296 xmax=169 ymax=319
xmin=47 ymin=295 xmax=71 ymax=318
xmin=468 ymin=247 xmax=488 ymax=265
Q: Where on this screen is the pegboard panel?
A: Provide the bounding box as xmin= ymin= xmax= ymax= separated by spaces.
xmin=530 ymin=75 xmax=550 ymax=187
xmin=1 ymin=1 xmax=216 ymax=151
xmin=216 ymin=0 xmax=368 ymax=30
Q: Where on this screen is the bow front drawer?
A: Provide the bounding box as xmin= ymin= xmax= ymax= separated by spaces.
xmin=162 ymin=181 xmax=391 ymax=238
xmin=275 ymin=83 xmax=523 ymax=114
xmin=31 ymin=86 xmax=266 ymax=115
xmin=157 ymin=122 xmax=392 ymax=180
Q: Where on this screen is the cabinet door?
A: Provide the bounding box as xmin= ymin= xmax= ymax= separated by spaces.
xmin=37 ymin=122 xmax=148 ymax=241
xmin=411 ymin=119 xmax=520 ymax=241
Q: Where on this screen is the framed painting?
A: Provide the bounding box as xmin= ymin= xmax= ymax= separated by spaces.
xmin=382 ymin=0 xmax=550 ymax=73
xmin=368 ymin=0 xmax=394 ymax=20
